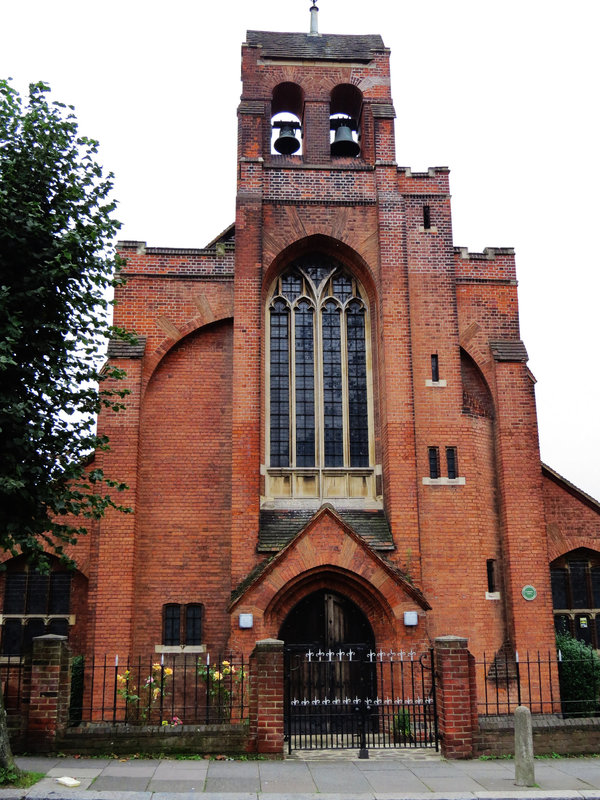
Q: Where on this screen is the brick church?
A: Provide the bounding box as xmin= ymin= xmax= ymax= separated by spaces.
xmin=2 ymin=11 xmax=599 ymax=673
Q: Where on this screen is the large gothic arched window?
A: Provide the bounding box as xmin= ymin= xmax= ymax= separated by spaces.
xmin=266 ymin=256 xmax=374 ymax=503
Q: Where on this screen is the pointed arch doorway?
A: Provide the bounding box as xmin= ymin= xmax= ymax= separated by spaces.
xmin=280 ymin=589 xmax=378 ymax=750
xmin=278 ymin=588 xmax=375 ymax=650
xmin=278 ymin=589 xmax=438 ymax=753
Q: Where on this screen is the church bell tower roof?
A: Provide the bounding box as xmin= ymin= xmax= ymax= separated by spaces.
xmin=245 ymin=30 xmax=386 ymax=62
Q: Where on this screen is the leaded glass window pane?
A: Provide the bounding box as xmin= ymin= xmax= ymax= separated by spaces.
xmin=185 ymin=604 xmax=203 ymax=645
xmin=270 ymin=302 xmax=290 ymax=467
xmin=4 ymin=574 xmax=26 ymax=614
xmin=26 ymin=573 xmax=48 ymax=614
xmin=333 ymin=275 xmax=353 ymax=304
xmin=569 ymin=561 xmax=589 ymax=609
xmin=592 ymin=567 xmax=600 ymax=607
xmin=47 ymin=618 xmax=69 ymax=637
xmin=163 ymin=604 xmax=181 ymax=646
xmin=281 ymin=274 xmax=302 ymax=302
xmin=23 ymin=618 xmax=45 ymax=652
xmin=295 ymin=301 xmax=315 ymax=467
xmin=551 ymin=569 xmax=569 ymax=608
xmin=2 ymin=619 xmax=23 ymax=656
xmin=346 ymin=302 xmax=369 ymax=467
xmin=322 ymin=301 xmax=343 ymax=466
xmin=49 ymin=573 xmax=71 ymax=614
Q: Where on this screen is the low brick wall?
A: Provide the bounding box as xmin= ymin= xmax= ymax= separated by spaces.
xmin=55 ymin=722 xmax=249 ymax=756
xmin=476 ymin=714 xmax=600 ymax=756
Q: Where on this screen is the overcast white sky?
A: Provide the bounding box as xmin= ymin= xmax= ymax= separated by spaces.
xmin=3 ymin=0 xmax=599 ymax=500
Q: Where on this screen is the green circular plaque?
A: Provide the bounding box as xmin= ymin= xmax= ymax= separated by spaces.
xmin=522 ymin=584 xmax=537 ymax=601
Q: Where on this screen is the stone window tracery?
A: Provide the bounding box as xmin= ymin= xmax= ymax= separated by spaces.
xmin=265 ymin=256 xmax=375 ymax=505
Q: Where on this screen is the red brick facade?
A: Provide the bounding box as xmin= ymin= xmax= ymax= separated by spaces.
xmin=2 ymin=25 xmax=598 ymax=699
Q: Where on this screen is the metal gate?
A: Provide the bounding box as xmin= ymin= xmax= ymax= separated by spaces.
xmin=284 ymin=645 xmax=438 ymax=753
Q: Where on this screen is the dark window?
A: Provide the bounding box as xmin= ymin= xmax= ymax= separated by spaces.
xmin=1 ymin=569 xmax=72 ymax=656
xmin=295 ymin=301 xmax=315 ymax=467
xmin=269 ymin=300 xmax=290 ymax=467
xmin=446 ymin=447 xmax=458 ymax=479
xmin=486 ymin=559 xmax=497 ymax=593
xmin=185 ymin=604 xmax=203 ymax=646
xmin=428 ymin=447 xmax=440 ymax=479
xmin=268 ymin=258 xmax=371 ymax=471
xmin=163 ymin=604 xmax=181 ymax=646
xmin=162 ymin=603 xmax=203 ymax=646
xmin=431 ymin=354 xmax=439 ymax=382
xmin=347 ymin=302 xmax=369 ymax=467
xmin=551 ymin=568 xmax=569 ymax=608
xmin=570 ymin=561 xmax=589 ymax=609
xmin=423 ymin=205 xmax=431 ymax=229
xmin=551 ymin=552 xmax=600 ymax=648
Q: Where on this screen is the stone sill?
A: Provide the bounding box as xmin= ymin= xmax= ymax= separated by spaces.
xmin=422 ymin=477 xmax=466 ymax=486
xmin=154 ymin=645 xmax=207 ymax=654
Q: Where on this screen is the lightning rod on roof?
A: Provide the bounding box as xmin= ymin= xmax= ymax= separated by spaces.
xmin=309 ymin=0 xmax=319 ymax=36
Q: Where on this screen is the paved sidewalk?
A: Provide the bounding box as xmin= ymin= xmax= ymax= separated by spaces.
xmin=6 ymin=750 xmax=600 ymax=800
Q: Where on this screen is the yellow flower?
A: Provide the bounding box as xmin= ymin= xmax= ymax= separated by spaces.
xmin=212 ymin=671 xmax=223 ymax=681
xmin=153 ymin=687 xmax=161 ymax=699
xmin=152 ymin=662 xmax=162 ymax=672
xmin=164 ymin=667 xmax=173 ymax=676
xmin=222 ymin=667 xmax=231 ymax=675
xmin=221 ymin=661 xmax=230 ymax=667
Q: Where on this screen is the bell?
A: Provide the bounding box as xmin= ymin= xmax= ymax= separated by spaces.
xmin=331 ymin=124 xmax=360 ymax=157
xmin=274 ymin=124 xmax=300 ymax=155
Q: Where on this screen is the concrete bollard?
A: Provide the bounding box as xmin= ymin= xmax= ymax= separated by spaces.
xmin=514 ymin=705 xmax=535 ymax=787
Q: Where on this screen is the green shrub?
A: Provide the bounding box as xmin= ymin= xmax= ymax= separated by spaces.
xmin=557 ymin=632 xmax=600 ymax=716
xmin=68 ymin=655 xmax=85 ymax=726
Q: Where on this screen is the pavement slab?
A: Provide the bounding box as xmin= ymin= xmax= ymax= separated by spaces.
xmin=306 ymin=763 xmax=374 ymax=794
xmin=421 ymin=776 xmax=490 ymax=793
xmin=88 ymin=776 xmax=154 ymax=792
xmin=146 ymin=781 xmax=204 ymax=792
xmin=362 ymin=769 xmax=431 ymax=793
xmin=204 ymin=777 xmax=262 ymax=793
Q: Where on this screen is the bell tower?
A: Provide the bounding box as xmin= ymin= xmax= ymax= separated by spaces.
xmin=230 ymin=10 xmax=404 ymax=589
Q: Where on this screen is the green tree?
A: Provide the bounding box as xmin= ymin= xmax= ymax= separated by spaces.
xmin=556 ymin=632 xmax=600 ymax=716
xmin=0 ymin=80 xmax=130 ymax=770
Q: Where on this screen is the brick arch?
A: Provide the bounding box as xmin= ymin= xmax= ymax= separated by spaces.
xmin=460 ymin=346 xmax=496 ymax=419
xmin=262 ymin=67 xmax=349 ymax=97
xmin=459 ymin=342 xmax=496 ymax=404
xmin=262 ymin=234 xmax=377 ymax=308
xmin=229 ymin=507 xmax=430 ymax=651
xmin=141 ymin=315 xmax=233 ymax=396
xmin=549 ymin=544 xmax=600 ymax=566
xmin=264 ymin=565 xmax=398 ymax=644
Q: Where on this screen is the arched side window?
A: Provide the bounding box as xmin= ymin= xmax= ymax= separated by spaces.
xmin=266 ymin=255 xmax=375 ymax=505
xmin=1 ymin=561 xmax=72 ymax=656
xmin=551 ymin=549 xmax=600 ymax=647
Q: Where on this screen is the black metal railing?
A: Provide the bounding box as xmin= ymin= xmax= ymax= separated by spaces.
xmin=0 ymin=655 xmax=27 ymax=715
xmin=477 ymin=648 xmax=600 ymax=718
xmin=71 ymin=653 xmax=248 ymax=726
xmin=284 ymin=645 xmax=438 ymax=752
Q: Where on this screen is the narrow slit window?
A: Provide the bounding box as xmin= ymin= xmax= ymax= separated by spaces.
xmin=486 ymin=559 xmax=497 ymax=593
xmin=423 ymin=205 xmax=431 ymax=229
xmin=431 ymin=354 xmax=439 ymax=383
xmin=446 ymin=447 xmax=458 ymax=479
xmin=428 ymin=447 xmax=440 ymax=479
